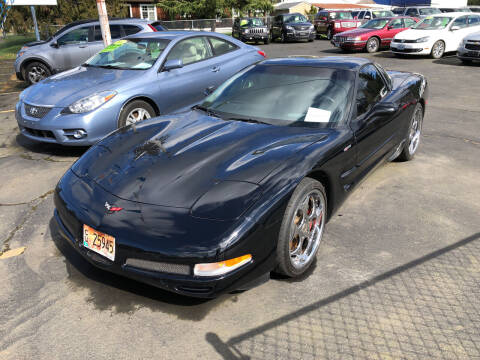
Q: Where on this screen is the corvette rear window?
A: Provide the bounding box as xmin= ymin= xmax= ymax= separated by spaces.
xmin=201 ymin=65 xmax=354 ymax=127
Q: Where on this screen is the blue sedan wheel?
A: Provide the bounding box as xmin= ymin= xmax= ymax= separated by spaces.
xmin=118 ymin=100 xmax=155 ymax=128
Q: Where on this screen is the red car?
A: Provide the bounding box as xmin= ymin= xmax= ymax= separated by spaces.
xmin=314 ymin=10 xmax=362 ymax=40
xmin=331 ymin=16 xmax=419 ymax=53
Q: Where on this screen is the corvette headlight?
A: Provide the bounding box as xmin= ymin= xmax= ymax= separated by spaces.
xmin=194 ymin=254 xmax=252 ymax=277
xmin=415 ymin=36 xmax=430 ymax=43
xmin=191 ymin=181 xmax=261 ymax=220
xmin=67 ymin=91 xmax=117 ymax=114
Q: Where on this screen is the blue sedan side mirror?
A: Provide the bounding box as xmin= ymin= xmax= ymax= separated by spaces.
xmin=163 ymin=59 xmax=183 ymax=71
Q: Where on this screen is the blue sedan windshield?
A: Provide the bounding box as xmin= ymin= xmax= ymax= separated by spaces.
xmin=202 ymin=65 xmax=354 ymax=127
xmin=86 ymin=38 xmax=170 ymax=70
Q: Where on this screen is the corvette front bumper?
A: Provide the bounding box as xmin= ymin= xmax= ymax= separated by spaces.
xmin=53 ymin=170 xmax=278 ymax=298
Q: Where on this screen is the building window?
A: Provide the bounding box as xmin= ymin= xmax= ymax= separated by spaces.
xmin=140 ymin=4 xmax=157 ymax=20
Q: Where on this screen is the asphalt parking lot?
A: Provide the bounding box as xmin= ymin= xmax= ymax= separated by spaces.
xmin=1 ymin=40 xmax=480 ymax=360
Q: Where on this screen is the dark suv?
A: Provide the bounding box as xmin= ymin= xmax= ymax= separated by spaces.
xmin=232 ymin=17 xmax=270 ymax=44
xmin=314 ymin=10 xmax=361 ymax=40
xmin=271 ymin=13 xmax=315 ymax=43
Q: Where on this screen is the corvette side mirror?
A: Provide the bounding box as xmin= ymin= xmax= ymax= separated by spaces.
xmin=373 ymin=103 xmax=397 ymax=116
xmin=163 ymin=59 xmax=183 ymax=71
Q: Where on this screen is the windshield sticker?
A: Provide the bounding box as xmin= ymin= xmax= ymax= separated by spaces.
xmin=100 ymin=40 xmax=127 ymax=53
xmin=305 ymin=107 xmax=331 ymax=123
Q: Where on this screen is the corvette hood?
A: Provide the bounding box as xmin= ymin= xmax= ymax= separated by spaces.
xmin=72 ymin=111 xmax=327 ymax=208
xmin=23 ymin=66 xmax=142 ymax=107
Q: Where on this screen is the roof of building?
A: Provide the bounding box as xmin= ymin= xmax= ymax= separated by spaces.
xmin=274 ymin=2 xmax=311 ymax=10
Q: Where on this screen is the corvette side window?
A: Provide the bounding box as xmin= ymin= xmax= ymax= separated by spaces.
xmin=356 ymin=65 xmax=386 ymax=117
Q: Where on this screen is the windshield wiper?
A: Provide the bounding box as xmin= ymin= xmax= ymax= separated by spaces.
xmin=191 ymin=105 xmax=222 ymax=118
xmin=226 ymin=116 xmax=270 ymax=125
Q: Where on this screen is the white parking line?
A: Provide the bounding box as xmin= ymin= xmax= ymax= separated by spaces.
xmin=0 ymin=91 xmax=20 ymax=96
xmin=0 ymin=109 xmax=14 ymax=113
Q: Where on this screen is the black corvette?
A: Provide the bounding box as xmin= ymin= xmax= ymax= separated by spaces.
xmin=54 ymin=57 xmax=428 ymax=298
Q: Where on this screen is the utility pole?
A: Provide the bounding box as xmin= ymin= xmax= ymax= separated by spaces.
xmin=96 ymin=0 xmax=111 ymax=46
xmin=30 ymin=5 xmax=40 ymax=41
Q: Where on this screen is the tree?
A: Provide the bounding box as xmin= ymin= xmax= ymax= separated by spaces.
xmin=1 ymin=0 xmax=13 ymax=38
xmin=468 ymin=0 xmax=480 ymax=5
xmin=4 ymin=0 xmax=128 ymax=35
xmin=157 ymin=0 xmax=194 ymax=20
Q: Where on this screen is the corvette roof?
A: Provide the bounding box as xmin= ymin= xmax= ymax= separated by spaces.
xmin=261 ymin=57 xmax=370 ymax=70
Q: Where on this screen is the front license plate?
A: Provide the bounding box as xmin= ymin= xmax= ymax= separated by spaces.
xmin=397 ymin=44 xmax=405 ymax=50
xmin=334 ymin=42 xmax=340 ymax=47
xmin=299 ymin=31 xmax=307 ymax=36
xmin=468 ymin=50 xmax=479 ymax=57
xmin=83 ymin=224 xmax=115 ymax=261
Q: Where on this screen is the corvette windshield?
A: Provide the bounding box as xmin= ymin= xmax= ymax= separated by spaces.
xmin=361 ymin=19 xmax=389 ymax=29
xmin=201 ymin=65 xmax=354 ymax=127
xmin=413 ymin=17 xmax=452 ymax=30
xmin=86 ymin=38 xmax=170 ymax=70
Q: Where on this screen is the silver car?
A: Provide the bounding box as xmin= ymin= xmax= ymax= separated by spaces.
xmin=457 ymin=31 xmax=480 ymax=64
xmin=14 ymin=18 xmax=166 ymax=84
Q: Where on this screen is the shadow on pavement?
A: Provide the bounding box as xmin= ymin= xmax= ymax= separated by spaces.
xmin=15 ymin=134 xmax=88 ymax=158
xmin=207 ymin=232 xmax=480 ymax=359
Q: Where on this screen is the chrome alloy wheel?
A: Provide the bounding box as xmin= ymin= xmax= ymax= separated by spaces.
xmin=28 ymin=66 xmax=47 ymax=83
xmin=289 ymin=190 xmax=326 ymax=269
xmin=125 ymin=108 xmax=151 ymax=126
xmin=408 ymin=106 xmax=423 ymax=155
xmin=432 ymin=41 xmax=444 ymax=58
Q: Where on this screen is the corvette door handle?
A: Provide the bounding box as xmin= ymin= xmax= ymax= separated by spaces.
xmin=211 ymin=66 xmax=220 ymax=73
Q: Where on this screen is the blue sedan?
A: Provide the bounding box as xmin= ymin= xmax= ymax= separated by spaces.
xmin=15 ymin=31 xmax=266 ymax=146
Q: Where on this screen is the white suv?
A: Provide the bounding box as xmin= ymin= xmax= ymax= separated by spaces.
xmin=391 ymin=13 xmax=480 ymax=58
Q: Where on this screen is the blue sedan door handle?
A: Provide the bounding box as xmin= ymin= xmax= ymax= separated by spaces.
xmin=211 ymin=66 xmax=220 ymax=73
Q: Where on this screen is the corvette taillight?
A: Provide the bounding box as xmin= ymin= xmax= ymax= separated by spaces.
xmin=148 ymin=24 xmax=158 ymax=32
xmin=258 ymin=50 xmax=266 ymax=58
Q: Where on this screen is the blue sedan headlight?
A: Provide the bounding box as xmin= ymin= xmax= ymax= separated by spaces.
xmin=191 ymin=181 xmax=261 ymax=220
xmin=66 ymin=91 xmax=117 ymax=114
